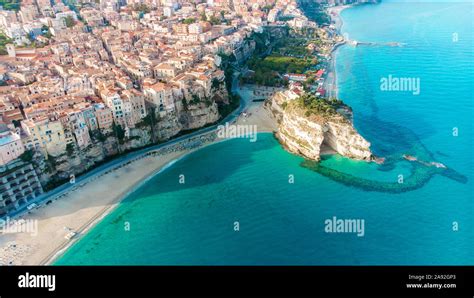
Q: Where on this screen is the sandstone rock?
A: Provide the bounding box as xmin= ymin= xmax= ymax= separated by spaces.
xmin=266 ymin=91 xmax=373 ymax=161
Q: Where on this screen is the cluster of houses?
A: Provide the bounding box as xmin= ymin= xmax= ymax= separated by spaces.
xmin=0 ymin=0 xmax=319 ymax=215
xmin=0 ymin=0 xmax=76 ymax=45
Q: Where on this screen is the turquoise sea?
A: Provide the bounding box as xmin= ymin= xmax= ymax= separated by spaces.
xmin=56 ymin=0 xmax=473 ymax=265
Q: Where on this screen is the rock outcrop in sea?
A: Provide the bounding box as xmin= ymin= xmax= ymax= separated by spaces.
xmin=265 ymin=90 xmax=373 ymax=162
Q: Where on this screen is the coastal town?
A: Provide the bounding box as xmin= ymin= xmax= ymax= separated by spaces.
xmin=0 ymin=0 xmax=364 ymax=217
xmin=0 ymin=1 xmax=471 ymax=296
xmin=0 ymin=0 xmax=384 ymax=265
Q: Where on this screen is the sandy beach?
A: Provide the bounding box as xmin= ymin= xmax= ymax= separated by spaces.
xmin=327 ymin=5 xmax=351 ymax=33
xmin=0 ymin=147 xmax=198 ymax=265
xmin=234 ymin=86 xmax=278 ymax=133
xmin=324 ymin=5 xmax=352 ymax=99
xmin=0 ymin=6 xmax=352 ymax=265
xmin=0 ymin=84 xmax=278 ymax=266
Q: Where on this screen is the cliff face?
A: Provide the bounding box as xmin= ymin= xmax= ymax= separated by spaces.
xmin=323 ymin=121 xmax=373 ymax=160
xmin=266 ymin=91 xmax=372 ymax=161
xmin=179 ymin=102 xmax=219 ymax=130
xmin=278 ymin=110 xmax=325 ymax=160
xmin=35 ymin=86 xmax=228 ymax=189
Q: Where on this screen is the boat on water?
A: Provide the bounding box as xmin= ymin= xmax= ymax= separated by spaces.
xmin=403 ymin=154 xmax=417 ymax=161
xmin=386 ymin=42 xmax=404 ymax=47
xmin=349 ymin=40 xmax=359 ymax=46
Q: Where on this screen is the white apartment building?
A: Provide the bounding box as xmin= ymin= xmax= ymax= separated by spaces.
xmin=0 ymin=126 xmax=25 ymax=166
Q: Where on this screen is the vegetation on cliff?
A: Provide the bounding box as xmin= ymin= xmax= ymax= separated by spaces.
xmin=0 ymin=32 xmax=13 ymax=55
xmin=273 ymin=34 xmax=318 ymax=57
xmin=297 ymin=0 xmax=330 ymax=25
xmin=251 ymin=55 xmax=312 ymax=74
xmin=217 ymin=53 xmax=241 ymax=119
xmin=292 ymin=93 xmax=348 ymax=119
xmin=242 ymin=28 xmax=319 ymax=87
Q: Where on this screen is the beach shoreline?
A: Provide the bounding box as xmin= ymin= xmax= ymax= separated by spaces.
xmin=0 ymin=85 xmax=274 ymax=266
xmin=324 ymin=5 xmax=352 ymax=99
xmin=41 ymin=150 xmax=193 ymax=265
xmin=0 ymin=139 xmax=210 ymax=265
xmin=0 ymin=5 xmax=353 ymax=264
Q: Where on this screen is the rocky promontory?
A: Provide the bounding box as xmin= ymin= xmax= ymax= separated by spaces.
xmin=265 ymin=90 xmax=373 ymax=161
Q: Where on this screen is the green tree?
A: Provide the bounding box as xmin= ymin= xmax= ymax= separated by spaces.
xmin=46 ymin=154 xmax=57 ymax=172
xmin=211 ymin=78 xmax=221 ymax=90
xmin=0 ymin=32 xmax=13 ymax=55
xmin=133 ymin=3 xmax=150 ymax=13
xmin=19 ymin=150 xmax=34 ymax=162
xmin=94 ymin=130 xmax=107 ymax=142
xmin=112 ymin=122 xmax=125 ymax=146
xmin=190 ymin=94 xmax=200 ymax=105
xmin=64 ymin=16 xmax=75 ymax=28
xmin=181 ymin=98 xmax=188 ymax=111
xmin=0 ymin=0 xmax=20 ymax=11
xmin=141 ymin=107 xmax=157 ymax=143
xmin=66 ymin=143 xmax=75 ymax=156
xmin=183 ymin=17 xmax=196 ymax=24
xmin=209 ymin=15 xmax=221 ymax=25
